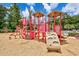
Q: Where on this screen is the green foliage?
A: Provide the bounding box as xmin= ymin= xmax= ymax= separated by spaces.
xmin=0 ymin=4 xmax=22 ymax=32
xmin=62 ymin=13 xmax=79 ymax=30
xmin=27 ymin=23 xmax=30 ymax=30
xmin=64 ymin=24 xmax=75 ymax=30
xmin=0 ymin=5 xmax=7 ymax=29
xmin=0 ymin=5 xmax=7 ymax=19
xmin=7 ymin=3 xmax=21 ymax=31
xmin=56 ymin=18 xmax=60 ymax=25
xmin=68 ymin=32 xmax=79 ymax=36
xmin=50 ymin=17 xmax=54 ymax=30
xmin=9 ymin=3 xmax=21 ymax=22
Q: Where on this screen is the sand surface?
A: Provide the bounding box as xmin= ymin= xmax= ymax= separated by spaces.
xmin=0 ymin=33 xmax=79 ymax=56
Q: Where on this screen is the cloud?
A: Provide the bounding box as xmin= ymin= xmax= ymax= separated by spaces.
xmin=22 ymin=7 xmax=29 ymax=18
xmin=30 ymin=6 xmax=35 ymax=13
xmin=42 ymin=3 xmax=51 ymax=13
xmin=27 ymin=3 xmax=35 ymax=13
xmin=27 ymin=3 xmax=35 ymax=6
xmin=50 ymin=3 xmax=58 ymax=9
xmin=62 ymin=3 xmax=79 ymax=16
xmin=42 ymin=3 xmax=58 ymax=14
xmin=4 ymin=6 xmax=10 ymax=9
xmin=22 ymin=3 xmax=35 ymax=20
xmin=0 ymin=3 xmax=12 ymax=9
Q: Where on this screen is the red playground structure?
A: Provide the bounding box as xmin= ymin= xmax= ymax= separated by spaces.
xmin=32 ymin=12 xmax=46 ymax=42
xmin=48 ymin=11 xmax=63 ymax=44
xmin=21 ymin=17 xmax=27 ymax=39
xmin=9 ymin=11 xmax=63 ymax=45
xmin=28 ymin=11 xmax=63 ymax=44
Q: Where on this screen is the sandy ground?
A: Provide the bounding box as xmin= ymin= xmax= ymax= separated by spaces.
xmin=0 ymin=33 xmax=79 ymax=56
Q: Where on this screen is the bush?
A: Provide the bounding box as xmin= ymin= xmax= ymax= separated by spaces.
xmin=64 ymin=24 xmax=75 ymax=30
xmin=68 ymin=32 xmax=79 ymax=36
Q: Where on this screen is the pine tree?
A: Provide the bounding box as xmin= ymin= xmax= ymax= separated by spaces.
xmin=0 ymin=5 xmax=7 ymax=30
xmin=8 ymin=3 xmax=21 ymax=31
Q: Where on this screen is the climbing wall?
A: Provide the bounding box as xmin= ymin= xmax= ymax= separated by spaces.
xmin=46 ymin=32 xmax=61 ymax=52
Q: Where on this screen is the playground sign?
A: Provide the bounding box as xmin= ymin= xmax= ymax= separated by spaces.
xmin=46 ymin=32 xmax=61 ymax=52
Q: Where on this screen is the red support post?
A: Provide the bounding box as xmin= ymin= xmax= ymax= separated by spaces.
xmin=38 ymin=17 xmax=40 ymax=41
xmin=48 ymin=17 xmax=50 ymax=32
xmin=21 ymin=17 xmax=27 ymax=39
xmin=44 ymin=17 xmax=46 ymax=43
xmin=30 ymin=16 xmax=34 ymax=40
xmin=53 ymin=16 xmax=56 ymax=32
xmin=59 ymin=15 xmax=62 ymax=44
xmin=42 ymin=17 xmax=46 ymax=42
xmin=33 ymin=16 xmax=35 ymax=39
xmin=30 ymin=16 xmax=32 ymax=32
xmin=45 ymin=17 xmax=46 ymax=32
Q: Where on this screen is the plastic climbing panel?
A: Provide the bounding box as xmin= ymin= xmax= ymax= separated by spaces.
xmin=46 ymin=32 xmax=61 ymax=52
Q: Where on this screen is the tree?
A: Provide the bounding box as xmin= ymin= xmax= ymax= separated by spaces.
xmin=64 ymin=24 xmax=75 ymax=30
xmin=8 ymin=3 xmax=21 ymax=31
xmin=62 ymin=13 xmax=74 ymax=30
xmin=0 ymin=5 xmax=7 ymax=30
xmin=62 ymin=13 xmax=79 ymax=30
xmin=72 ymin=15 xmax=79 ymax=29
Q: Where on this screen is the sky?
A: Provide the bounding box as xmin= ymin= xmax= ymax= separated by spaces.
xmin=1 ymin=3 xmax=79 ymax=18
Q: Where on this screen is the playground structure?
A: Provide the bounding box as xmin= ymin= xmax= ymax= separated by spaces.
xmin=32 ymin=12 xmax=46 ymax=42
xmin=9 ymin=11 xmax=63 ymax=52
xmin=28 ymin=11 xmax=63 ymax=44
xmin=9 ymin=11 xmax=63 ymax=44
xmin=21 ymin=17 xmax=27 ymax=39
xmin=48 ymin=11 xmax=63 ymax=44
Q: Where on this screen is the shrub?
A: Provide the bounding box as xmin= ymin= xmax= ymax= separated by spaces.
xmin=68 ymin=32 xmax=79 ymax=36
